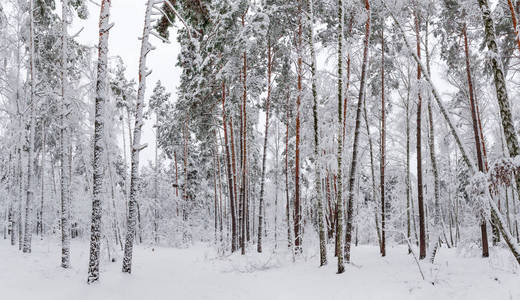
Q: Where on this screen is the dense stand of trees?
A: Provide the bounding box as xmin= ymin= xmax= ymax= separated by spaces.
xmin=1 ymin=0 xmax=520 ymax=283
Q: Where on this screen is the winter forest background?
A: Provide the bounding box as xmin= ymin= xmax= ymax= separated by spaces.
xmin=1 ymin=0 xmax=520 ymax=299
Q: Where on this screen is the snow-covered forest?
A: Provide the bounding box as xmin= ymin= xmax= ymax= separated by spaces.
xmin=1 ymin=0 xmax=520 ymax=299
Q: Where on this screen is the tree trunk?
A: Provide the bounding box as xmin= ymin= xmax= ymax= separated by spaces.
xmin=221 ymin=81 xmax=237 ymax=252
xmin=257 ymin=37 xmax=273 ymax=253
xmin=344 ymin=0 xmax=371 ymax=264
xmin=122 ymin=0 xmax=153 ymax=274
xmin=336 ymin=0 xmax=345 ymax=274
xmin=462 ymin=23 xmax=489 ymax=257
xmin=87 ymin=0 xmax=112 ymax=284
xmin=380 ymin=27 xmax=386 ymax=257
xmin=60 ymin=0 xmax=72 ymax=268
xmin=23 ymin=0 xmax=37 ymax=254
xmin=413 ymin=5 xmax=426 ymax=260
xmin=293 ymin=0 xmax=303 ymax=255
xmin=309 ymin=0 xmax=327 ymax=266
xmin=240 ymin=12 xmax=248 ymax=255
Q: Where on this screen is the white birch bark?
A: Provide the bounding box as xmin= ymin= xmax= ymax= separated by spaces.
xmin=23 ymin=0 xmax=37 ymax=254
xmin=87 ymin=0 xmax=112 ymax=284
xmin=60 ymin=0 xmax=71 ymax=268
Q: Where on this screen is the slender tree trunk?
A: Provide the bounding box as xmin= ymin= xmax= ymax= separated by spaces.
xmin=257 ymin=37 xmax=273 ymax=253
xmin=335 ymin=0 xmax=345 ymax=274
xmin=87 ymin=0 xmax=112 ymax=284
xmin=362 ymin=92 xmax=380 ymax=251
xmin=39 ymin=122 xmax=45 ymax=239
xmin=405 ymin=74 xmax=412 ymax=254
xmin=309 ymin=0 xmax=327 ymax=266
xmin=380 ymin=28 xmax=386 ymax=257
xmin=344 ymin=0 xmax=371 ymax=264
xmin=413 ymin=5 xmax=426 ymax=260
xmin=462 ymin=23 xmax=489 ymax=257
xmin=425 ymin=17 xmax=444 ymax=262
xmin=23 ymin=0 xmax=37 ymax=254
xmin=221 ymin=81 xmax=237 ymax=252
xmin=60 ymin=0 xmax=72 ymax=268
xmin=285 ymin=93 xmax=293 ymax=250
xmin=240 ymin=12 xmax=248 ymax=255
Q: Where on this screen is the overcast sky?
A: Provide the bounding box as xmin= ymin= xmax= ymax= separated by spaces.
xmin=72 ymin=0 xmax=181 ymax=165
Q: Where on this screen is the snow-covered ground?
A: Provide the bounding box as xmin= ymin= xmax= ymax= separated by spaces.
xmin=0 ymin=239 xmax=518 ymax=300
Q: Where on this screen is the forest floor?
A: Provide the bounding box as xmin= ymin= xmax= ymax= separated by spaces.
xmin=0 ymin=238 xmax=519 ymax=300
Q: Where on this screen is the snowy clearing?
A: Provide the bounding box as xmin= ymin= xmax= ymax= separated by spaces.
xmin=1 ymin=239 xmax=518 ymax=300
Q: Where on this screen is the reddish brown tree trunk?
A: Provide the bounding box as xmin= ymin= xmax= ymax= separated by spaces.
xmin=463 ymin=23 xmax=489 ymax=256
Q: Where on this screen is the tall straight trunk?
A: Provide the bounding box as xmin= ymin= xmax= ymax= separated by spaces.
xmin=405 ymin=80 xmax=412 ymax=253
xmin=257 ymin=37 xmax=273 ymax=253
xmin=88 ymin=0 xmax=112 ymax=284
xmin=309 ymin=0 xmax=327 ymax=266
xmin=229 ymin=118 xmax=238 ymax=221
xmin=153 ymin=120 xmax=159 ymax=244
xmin=183 ymin=120 xmax=189 ymax=220
xmin=39 ymin=122 xmax=45 ymax=239
xmin=425 ymin=17 xmax=444 ymax=262
xmin=413 ymin=5 xmax=426 ymax=260
xmin=213 ymin=152 xmax=219 ymax=243
xmin=274 ymin=122 xmax=280 ymax=248
xmin=344 ymin=0 xmax=371 ymax=264
xmin=294 ymin=0 xmax=303 ymax=255
xmin=285 ymin=93 xmax=293 ymax=250
xmin=9 ymin=152 xmax=16 ymax=246
xmin=216 ymin=147 xmax=224 ymax=241
xmin=380 ymin=28 xmax=386 ymax=257
xmin=60 ymin=0 xmax=71 ymax=268
xmin=240 ymin=13 xmax=248 ymax=255
xmin=462 ymin=23 xmax=490 ymax=257
xmin=17 ymin=127 xmax=23 ymax=251
xmin=122 ymin=0 xmax=153 ymax=274
xmin=174 ymin=150 xmax=179 ymax=197
xmin=23 ymin=0 xmax=37 ymax=254
xmin=336 ymin=0 xmax=345 ymax=274
xmin=222 ymin=81 xmax=237 ymax=252
xmin=362 ymin=91 xmax=380 ymax=250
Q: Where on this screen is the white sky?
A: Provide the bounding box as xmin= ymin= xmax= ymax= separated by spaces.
xmin=72 ymin=0 xmax=181 ymax=165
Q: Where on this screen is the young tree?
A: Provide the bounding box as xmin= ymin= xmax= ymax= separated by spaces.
xmin=344 ymin=0 xmax=371 ymax=264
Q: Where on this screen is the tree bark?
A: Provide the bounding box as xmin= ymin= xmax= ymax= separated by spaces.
xmin=380 ymin=28 xmax=386 ymax=257
xmin=309 ymin=0 xmax=327 ymax=266
xmin=413 ymin=5 xmax=426 ymax=260
xmin=344 ymin=0 xmax=371 ymax=264
xmin=88 ymin=0 xmax=112 ymax=284
xmin=60 ymin=0 xmax=72 ymax=268
xmin=462 ymin=23 xmax=489 ymax=257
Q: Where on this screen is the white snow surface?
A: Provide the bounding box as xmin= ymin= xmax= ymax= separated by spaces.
xmin=1 ymin=239 xmax=518 ymax=300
